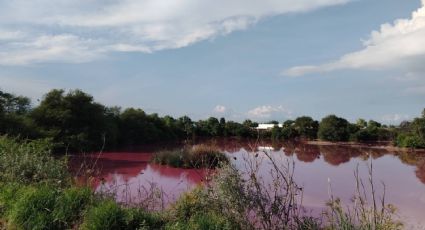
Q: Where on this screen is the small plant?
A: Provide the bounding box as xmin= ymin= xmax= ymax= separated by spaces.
xmin=325 ymin=162 xmax=403 ymax=230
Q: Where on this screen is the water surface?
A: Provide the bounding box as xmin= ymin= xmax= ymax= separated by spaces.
xmin=70 ymin=139 xmax=425 ymax=227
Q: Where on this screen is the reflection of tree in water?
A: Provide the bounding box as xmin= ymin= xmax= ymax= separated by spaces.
xmin=293 ymin=143 xmax=320 ymax=163
xmin=281 ymin=141 xmax=297 ymax=157
xmin=415 ymin=159 xmax=425 ymax=184
xmin=397 ymin=150 xmax=423 ymax=166
xmin=394 ymin=150 xmax=425 ymax=185
xmin=368 ymin=148 xmax=391 ymax=160
xmin=192 ymin=138 xmax=286 ymax=153
xmin=319 ymin=145 xmax=366 ymax=166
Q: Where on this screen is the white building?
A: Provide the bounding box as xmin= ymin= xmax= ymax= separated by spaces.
xmin=256 ymin=123 xmax=282 ymax=130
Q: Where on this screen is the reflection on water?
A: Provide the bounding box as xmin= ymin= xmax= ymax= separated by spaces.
xmin=70 ymin=139 xmax=425 ymax=227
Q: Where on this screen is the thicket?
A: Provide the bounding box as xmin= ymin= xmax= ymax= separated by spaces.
xmin=1 ymin=89 xmax=424 ymax=150
xmin=0 ymin=89 xmax=258 ymax=152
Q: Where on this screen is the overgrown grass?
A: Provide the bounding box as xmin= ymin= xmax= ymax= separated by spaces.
xmin=151 ymin=144 xmax=229 ymax=168
xmin=0 ymin=136 xmax=69 ymax=185
xmin=0 ymin=184 xmax=92 ymax=229
xmin=81 ymin=199 xmax=167 ymax=230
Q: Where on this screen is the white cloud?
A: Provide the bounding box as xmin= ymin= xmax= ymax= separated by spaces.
xmin=213 ymin=105 xmax=227 ymax=113
xmin=0 ymin=34 xmax=103 ymax=65
xmin=381 ymin=114 xmax=410 ymax=124
xmin=247 ymin=105 xmax=292 ymax=119
xmin=0 ymin=75 xmax=56 ymax=101
xmin=405 ymin=85 xmax=425 ymax=95
xmin=284 ymin=0 xmax=425 ymax=76
xmin=0 ymin=29 xmax=24 ymax=40
xmin=0 ymin=0 xmax=349 ymax=65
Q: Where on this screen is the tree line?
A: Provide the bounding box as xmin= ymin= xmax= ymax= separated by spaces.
xmin=0 ymin=89 xmax=424 ymax=151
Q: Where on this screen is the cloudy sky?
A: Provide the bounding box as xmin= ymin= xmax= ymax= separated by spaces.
xmin=0 ymin=0 xmax=424 ymax=123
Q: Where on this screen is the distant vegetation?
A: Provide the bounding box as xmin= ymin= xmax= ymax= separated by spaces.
xmin=0 ymin=88 xmax=424 ymax=150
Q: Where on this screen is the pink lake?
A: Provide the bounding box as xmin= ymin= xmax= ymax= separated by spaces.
xmin=70 ymin=139 xmax=425 ymax=228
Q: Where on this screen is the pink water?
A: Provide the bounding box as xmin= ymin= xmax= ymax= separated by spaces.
xmin=70 ymin=139 xmax=425 ymax=227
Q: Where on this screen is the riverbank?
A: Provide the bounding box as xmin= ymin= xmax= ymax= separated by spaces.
xmin=306 ymin=140 xmax=425 ymax=152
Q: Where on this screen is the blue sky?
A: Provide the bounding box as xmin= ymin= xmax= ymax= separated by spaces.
xmin=0 ymin=0 xmax=424 ymax=123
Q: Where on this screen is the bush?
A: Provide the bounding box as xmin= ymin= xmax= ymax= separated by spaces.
xmin=318 ymin=115 xmax=350 ymax=142
xmin=81 ymin=200 xmax=127 ymax=230
xmin=81 ymin=200 xmax=165 ymax=230
xmin=8 ymin=186 xmax=58 ymax=230
xmin=396 ymin=133 xmax=425 ymax=148
xmin=152 ymin=145 xmax=228 ymax=169
xmin=165 ymin=212 xmax=236 ymax=230
xmin=125 ymin=208 xmax=166 ymax=230
xmin=166 ymin=187 xmax=238 ymax=230
xmin=54 ymin=187 xmax=93 ymax=228
xmin=3 ymin=185 xmax=92 ymax=230
xmin=0 ymin=137 xmax=69 ymax=185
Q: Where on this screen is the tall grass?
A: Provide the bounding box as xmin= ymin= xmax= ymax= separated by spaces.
xmin=325 ymin=161 xmax=403 ymax=230
xmin=81 ymin=199 xmax=166 ymax=230
xmin=0 ymin=136 xmax=69 ymax=185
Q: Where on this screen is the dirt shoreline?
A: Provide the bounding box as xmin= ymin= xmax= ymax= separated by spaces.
xmin=306 ymin=140 xmax=425 ymax=152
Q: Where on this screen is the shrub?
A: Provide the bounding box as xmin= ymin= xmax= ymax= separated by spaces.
xmin=396 ymin=133 xmax=425 ymax=148
xmin=169 ymin=187 xmax=208 ymax=221
xmin=7 ymin=185 xmax=58 ymax=230
xmin=4 ymin=185 xmax=92 ymax=230
xmin=125 ymin=208 xmax=166 ymax=230
xmin=0 ymin=137 xmax=69 ymax=185
xmin=81 ymin=200 xmax=127 ymax=230
xmin=81 ymin=200 xmax=166 ymax=230
xmin=166 ymin=187 xmax=238 ymax=230
xmin=54 ymin=187 xmax=93 ymax=228
xmin=152 ymin=145 xmax=228 ymax=169
xmin=165 ymin=212 xmax=236 ymax=230
xmin=152 ymin=149 xmax=188 ymax=168
xmin=318 ymin=115 xmax=350 ymax=142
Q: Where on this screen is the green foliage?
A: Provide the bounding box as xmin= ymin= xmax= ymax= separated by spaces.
xmin=152 ymin=145 xmax=228 ymax=169
xmin=81 ymin=200 xmax=127 ymax=230
xmin=4 ymin=185 xmax=92 ymax=230
xmin=165 ymin=212 xmax=235 ymax=230
xmin=351 ymin=120 xmax=393 ymax=142
xmin=119 ymin=108 xmax=179 ymax=146
xmin=0 ymin=137 xmax=69 ymax=185
xmin=293 ymin=116 xmax=319 ymax=140
xmin=318 ymin=115 xmax=351 ymax=142
xmin=396 ymin=133 xmax=425 ymax=148
xmin=54 ymin=187 xmax=93 ymax=228
xmin=395 ymin=111 xmax=425 ymax=148
xmin=166 ymin=187 xmax=238 ymax=230
xmin=0 ymin=91 xmax=38 ymax=138
xmin=81 ymin=200 xmax=165 ymax=230
xmin=31 ymin=89 xmax=108 ymax=151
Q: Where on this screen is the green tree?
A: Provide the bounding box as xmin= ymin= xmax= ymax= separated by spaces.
xmin=356 ymin=119 xmax=367 ymax=129
xmin=31 ymin=89 xmax=107 ymax=151
xmin=293 ymin=116 xmax=319 ymax=140
xmin=318 ymin=115 xmax=350 ymax=142
xmin=176 ymin=116 xmax=194 ymax=138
